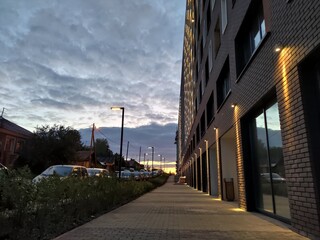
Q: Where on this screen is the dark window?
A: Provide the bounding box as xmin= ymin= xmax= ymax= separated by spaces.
xmin=193 ymin=134 xmax=196 ymax=150
xmin=200 ymin=39 xmax=203 ymax=61
xmin=195 ymin=97 xmax=198 ymax=114
xmin=235 ymin=0 xmax=266 ymax=76
xmin=199 ymin=82 xmax=202 ymax=103
xmin=205 ymin=58 xmax=209 ymax=84
xmin=206 ymin=91 xmax=214 ymax=125
xmin=200 ymin=112 xmax=206 ymax=137
xmin=207 ymin=2 xmax=211 ymax=33
xmin=214 ymin=18 xmax=221 ymax=56
xmin=195 ymin=63 xmax=199 ymax=82
xmin=197 ymin=14 xmax=200 ymax=39
xmin=196 ymin=125 xmax=200 ymax=144
xmin=203 ymin=19 xmax=207 ymax=46
xmin=15 ymin=140 xmax=24 ymax=153
xmin=217 ymin=58 xmax=230 ymax=108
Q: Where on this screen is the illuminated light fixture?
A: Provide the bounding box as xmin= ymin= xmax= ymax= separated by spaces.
xmin=204 ymin=140 xmax=208 ymax=142
xmin=274 ymin=44 xmax=282 ymax=53
xmin=191 ymin=18 xmax=195 ymax=23
xmin=110 ymin=106 xmax=123 ymax=111
xmin=231 ymin=103 xmax=237 ymax=108
xmin=213 ymin=126 xmax=217 ymax=131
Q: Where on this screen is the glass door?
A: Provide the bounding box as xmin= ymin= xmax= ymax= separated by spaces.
xmin=251 ymin=102 xmax=290 ymax=219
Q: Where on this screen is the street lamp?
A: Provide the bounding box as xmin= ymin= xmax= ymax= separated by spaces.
xmin=148 ymin=146 xmax=154 ymax=176
xmin=158 ymin=154 xmax=162 ymax=170
xmin=111 ymin=106 xmax=125 ymax=179
xmin=144 ymin=153 xmax=148 ymax=170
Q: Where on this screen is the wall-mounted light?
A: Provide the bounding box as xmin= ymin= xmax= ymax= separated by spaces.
xmin=204 ymin=140 xmax=208 ymax=143
xmin=275 ymin=44 xmax=282 ymax=53
xmin=231 ymin=103 xmax=237 ymax=108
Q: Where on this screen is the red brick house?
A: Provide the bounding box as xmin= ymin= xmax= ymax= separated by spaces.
xmin=0 ymin=117 xmax=32 ymax=167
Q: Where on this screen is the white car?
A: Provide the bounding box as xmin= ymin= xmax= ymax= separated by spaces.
xmin=33 ymin=165 xmax=88 ymax=183
xmin=119 ymin=170 xmax=134 ymax=180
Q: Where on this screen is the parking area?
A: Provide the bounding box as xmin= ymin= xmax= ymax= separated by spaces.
xmin=55 ymin=176 xmax=307 ymax=240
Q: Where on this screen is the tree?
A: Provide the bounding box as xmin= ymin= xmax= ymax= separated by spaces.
xmin=17 ymin=125 xmax=83 ymax=174
xmin=95 ymin=138 xmax=113 ymax=158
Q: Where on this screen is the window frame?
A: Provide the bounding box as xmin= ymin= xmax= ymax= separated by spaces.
xmin=235 ymin=0 xmax=268 ymax=79
xmin=217 ymin=57 xmax=231 ymax=110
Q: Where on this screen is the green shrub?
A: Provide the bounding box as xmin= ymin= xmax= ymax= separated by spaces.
xmin=0 ymin=169 xmax=167 ymax=240
xmin=148 ymin=174 xmax=169 ymax=187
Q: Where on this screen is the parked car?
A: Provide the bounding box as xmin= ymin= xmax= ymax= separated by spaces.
xmin=133 ymin=171 xmax=141 ymax=180
xmin=33 ymin=165 xmax=88 ymax=183
xmin=87 ymin=168 xmax=109 ymax=177
xmin=260 ymin=172 xmax=286 ymax=183
xmin=139 ymin=169 xmax=148 ymax=180
xmin=119 ymin=170 xmax=134 ymax=180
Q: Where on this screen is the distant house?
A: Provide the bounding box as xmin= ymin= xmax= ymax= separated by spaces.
xmin=74 ymin=150 xmax=93 ymax=168
xmin=127 ymin=159 xmax=143 ymax=170
xmin=0 ymin=117 xmax=32 ymax=167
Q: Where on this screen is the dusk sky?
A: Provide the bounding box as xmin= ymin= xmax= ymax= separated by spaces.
xmin=0 ymin=0 xmax=186 ymax=172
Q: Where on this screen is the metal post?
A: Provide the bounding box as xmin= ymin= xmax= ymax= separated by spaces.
xmin=118 ymin=107 xmax=125 ymax=179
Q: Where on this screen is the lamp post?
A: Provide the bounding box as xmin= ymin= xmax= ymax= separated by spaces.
xmin=111 ymin=106 xmax=124 ymax=179
xmin=144 ymin=153 xmax=148 ymax=170
xmin=148 ymin=146 xmax=154 ymax=176
xmin=158 ymin=154 xmax=162 ymax=170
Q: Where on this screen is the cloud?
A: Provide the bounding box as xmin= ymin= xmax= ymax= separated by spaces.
xmin=0 ymin=1 xmax=184 ymax=170
xmin=0 ymin=0 xmax=185 ymax=130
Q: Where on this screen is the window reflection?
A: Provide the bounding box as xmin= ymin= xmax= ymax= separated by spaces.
xmin=254 ymin=111 xmax=273 ymax=213
xmin=252 ymin=102 xmax=290 ymax=219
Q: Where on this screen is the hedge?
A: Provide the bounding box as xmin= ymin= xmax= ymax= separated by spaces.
xmin=0 ymin=168 xmax=168 ymax=240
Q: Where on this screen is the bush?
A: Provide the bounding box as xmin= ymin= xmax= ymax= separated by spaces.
xmin=148 ymin=174 xmax=169 ymax=187
xmin=0 ymin=169 xmax=167 ymax=240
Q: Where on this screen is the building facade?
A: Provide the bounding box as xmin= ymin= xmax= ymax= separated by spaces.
xmin=0 ymin=117 xmax=32 ymax=167
xmin=177 ymin=0 xmax=320 ymax=238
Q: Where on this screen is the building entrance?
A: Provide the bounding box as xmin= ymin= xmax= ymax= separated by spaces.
xmin=250 ymin=102 xmax=290 ymax=219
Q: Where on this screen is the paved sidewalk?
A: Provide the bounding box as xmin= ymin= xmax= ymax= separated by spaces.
xmin=54 ymin=176 xmax=307 ymax=240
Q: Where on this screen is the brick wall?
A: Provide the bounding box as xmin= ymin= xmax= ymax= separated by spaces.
xmin=180 ymin=0 xmax=320 ymax=238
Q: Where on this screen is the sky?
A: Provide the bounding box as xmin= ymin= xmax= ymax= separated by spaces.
xmin=0 ymin=0 xmax=186 ymax=172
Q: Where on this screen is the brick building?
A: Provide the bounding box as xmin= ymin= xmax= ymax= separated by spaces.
xmin=0 ymin=117 xmax=32 ymax=167
xmin=177 ymin=0 xmax=320 ymax=238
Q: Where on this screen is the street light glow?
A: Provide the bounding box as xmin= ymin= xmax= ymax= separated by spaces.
xmin=111 ymin=106 xmax=124 ymax=111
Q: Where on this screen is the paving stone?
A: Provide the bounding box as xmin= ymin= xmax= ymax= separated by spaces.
xmin=54 ymin=176 xmax=308 ymax=240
